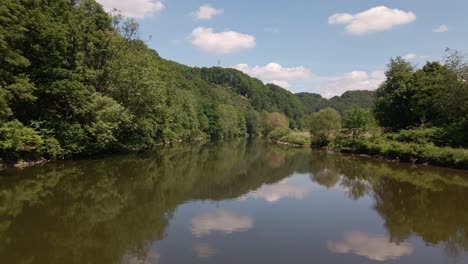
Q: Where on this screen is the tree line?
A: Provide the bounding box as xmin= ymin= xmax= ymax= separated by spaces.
xmin=306 ymin=50 xmax=468 ymax=169
xmin=0 ymin=0 xmax=373 ymax=165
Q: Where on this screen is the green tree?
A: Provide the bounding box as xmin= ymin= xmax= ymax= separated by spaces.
xmin=343 ymin=106 xmax=374 ymax=138
xmin=374 ymin=57 xmax=416 ymax=130
xmin=444 ymin=48 xmax=468 ymax=82
xmin=217 ymin=104 xmax=245 ymax=138
xmin=412 ymin=62 xmax=461 ymax=126
xmin=308 ymin=108 xmax=341 ymax=146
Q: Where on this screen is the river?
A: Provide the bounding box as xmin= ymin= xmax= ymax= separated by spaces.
xmin=1 ymin=140 xmax=468 ymax=263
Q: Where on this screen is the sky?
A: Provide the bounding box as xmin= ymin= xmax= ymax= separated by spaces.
xmin=95 ymin=0 xmax=468 ymax=98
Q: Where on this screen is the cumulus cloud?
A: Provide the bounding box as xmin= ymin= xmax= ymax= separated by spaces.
xmin=193 ymin=4 xmax=224 ymax=20
xmin=191 ymin=210 xmax=253 ymax=237
xmin=402 ymin=53 xmax=418 ymax=60
xmin=190 ymin=27 xmax=256 ymax=54
xmin=315 ymin=70 xmax=385 ymax=98
xmin=433 ymin=24 xmax=449 ymax=33
xmin=328 ymin=6 xmax=416 ymax=35
xmin=233 ymin=63 xmax=311 ymax=88
xmin=327 ymin=232 xmax=414 ymax=261
xmin=96 ymin=0 xmax=165 ymax=18
xmin=245 ymin=179 xmax=311 ymax=203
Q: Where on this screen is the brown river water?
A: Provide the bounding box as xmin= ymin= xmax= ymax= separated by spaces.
xmin=1 ymin=140 xmax=468 ymax=264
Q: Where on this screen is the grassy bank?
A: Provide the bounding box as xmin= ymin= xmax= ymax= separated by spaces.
xmin=269 ymin=130 xmax=311 ymax=147
xmin=275 ymin=129 xmax=468 ymax=170
xmin=331 ymin=135 xmax=468 ymax=170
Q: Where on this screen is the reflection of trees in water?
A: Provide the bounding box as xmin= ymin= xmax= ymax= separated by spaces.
xmin=308 ymin=151 xmax=468 ymax=259
xmin=2 ymin=143 xmax=468 ymax=263
xmin=0 ymin=140 xmax=310 ymax=264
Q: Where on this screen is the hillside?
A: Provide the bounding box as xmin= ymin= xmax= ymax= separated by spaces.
xmin=296 ymin=90 xmax=376 ymax=115
xmin=0 ymin=0 xmax=374 ymax=164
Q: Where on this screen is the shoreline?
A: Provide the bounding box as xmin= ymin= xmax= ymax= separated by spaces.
xmin=0 ymin=138 xmax=207 ymax=171
xmin=272 ymin=138 xmax=468 ymax=171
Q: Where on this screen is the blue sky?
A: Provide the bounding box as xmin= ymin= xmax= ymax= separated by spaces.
xmin=96 ymin=0 xmax=468 ymax=97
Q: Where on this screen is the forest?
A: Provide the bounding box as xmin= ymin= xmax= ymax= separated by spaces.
xmin=1 ymin=0 xmax=467 ymax=169
xmin=0 ymin=0 xmax=373 ymax=165
xmin=306 ymin=54 xmax=468 ymax=169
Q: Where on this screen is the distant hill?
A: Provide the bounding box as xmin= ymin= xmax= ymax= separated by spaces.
xmin=296 ymin=90 xmax=376 ymax=115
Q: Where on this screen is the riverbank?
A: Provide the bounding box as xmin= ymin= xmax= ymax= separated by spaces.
xmin=0 ymin=138 xmax=207 ymax=171
xmin=275 ymin=131 xmax=468 ymax=170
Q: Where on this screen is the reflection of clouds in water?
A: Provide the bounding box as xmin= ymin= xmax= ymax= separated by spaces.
xmin=327 ymin=232 xmax=414 ymax=261
xmin=121 ymin=251 xmax=160 ymax=264
xmin=193 ymin=243 xmax=217 ymax=258
xmin=246 ymin=179 xmax=311 ymax=203
xmin=191 ymin=209 xmax=253 ymax=237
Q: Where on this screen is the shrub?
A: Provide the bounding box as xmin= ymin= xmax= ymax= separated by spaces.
xmin=385 ymin=127 xmax=445 ymax=145
xmin=280 ymin=134 xmax=311 ymax=146
xmin=268 ymin=127 xmax=291 ymax=140
xmin=0 ymin=120 xmax=62 ymax=164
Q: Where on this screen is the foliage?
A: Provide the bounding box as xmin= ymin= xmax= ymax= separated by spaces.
xmin=307 ymin=108 xmax=341 ymax=146
xmin=268 ymin=127 xmax=291 ymax=140
xmin=265 ymin=112 xmax=289 ymax=133
xmin=1 ymin=0 xmax=467 ymax=167
xmin=343 ymin=106 xmax=374 ymax=136
xmin=374 ymin=57 xmax=416 ymax=130
xmin=279 ymin=133 xmax=311 ymax=146
xmin=331 ymin=134 xmax=468 ymax=169
xmin=297 ymin=90 xmax=376 ymax=115
xmin=384 ymin=127 xmax=445 ymax=145
xmin=0 ymin=120 xmax=61 ymax=163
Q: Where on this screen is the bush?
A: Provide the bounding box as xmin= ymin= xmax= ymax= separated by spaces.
xmin=268 ymin=127 xmax=291 ymax=140
xmin=330 ymin=133 xmax=468 ymax=169
xmin=385 ymin=127 xmax=445 ymax=145
xmin=0 ymin=120 xmax=62 ymax=164
xmin=280 ymin=134 xmax=311 ymax=146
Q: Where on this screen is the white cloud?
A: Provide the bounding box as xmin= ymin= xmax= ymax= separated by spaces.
xmin=190 ymin=27 xmax=256 ymax=54
xmin=193 ymin=4 xmax=224 ymax=20
xmin=402 ymin=53 xmax=430 ymax=61
xmin=245 ymin=179 xmax=311 ymax=203
xmin=315 ymin=70 xmax=385 ymax=98
xmin=96 ymin=0 xmax=165 ymax=18
xmin=433 ymin=24 xmax=449 ymax=33
xmin=270 ymin=80 xmax=291 ymax=88
xmin=327 ymin=232 xmax=414 ymax=261
xmin=328 ymin=6 xmax=416 ymax=35
xmin=233 ymin=63 xmax=311 ymax=88
xmin=191 ymin=210 xmax=253 ymax=237
xmin=402 ymin=53 xmax=417 ymax=60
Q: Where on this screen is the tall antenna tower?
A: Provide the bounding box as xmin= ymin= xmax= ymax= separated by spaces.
xmin=218 ymin=59 xmax=221 ymax=67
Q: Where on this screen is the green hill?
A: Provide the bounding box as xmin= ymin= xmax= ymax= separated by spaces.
xmin=296 ymin=90 xmax=376 ymax=115
xmin=0 ymin=0 xmax=376 ymax=164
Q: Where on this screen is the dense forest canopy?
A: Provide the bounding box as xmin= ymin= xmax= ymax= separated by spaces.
xmin=0 ymin=0 xmax=376 ymax=164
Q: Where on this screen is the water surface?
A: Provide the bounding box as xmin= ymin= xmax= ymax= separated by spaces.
xmin=1 ymin=140 xmax=468 ymax=263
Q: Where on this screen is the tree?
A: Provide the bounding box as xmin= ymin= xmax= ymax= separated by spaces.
xmin=374 ymin=57 xmax=416 ymax=130
xmin=308 ymin=108 xmax=341 ymax=146
xmin=265 ymin=112 xmax=289 ymax=133
xmin=245 ymin=109 xmax=263 ymax=136
xmin=218 ymin=104 xmax=244 ymax=138
xmin=444 ymin=48 xmax=468 ymax=82
xmin=412 ymin=62 xmax=461 ymax=126
xmin=343 ymin=106 xmax=374 ymax=138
